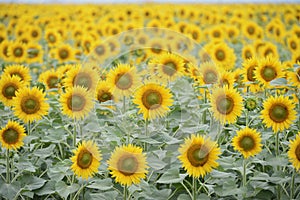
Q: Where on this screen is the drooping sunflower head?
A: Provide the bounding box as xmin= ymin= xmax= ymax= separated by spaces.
xmin=107 ymin=144 xmax=148 ymax=186
xmin=0 ymin=120 xmax=26 ymax=150
xmin=210 ymin=86 xmax=243 ymax=124
xmin=178 ymin=134 xmax=221 ymax=178
xmin=0 ymin=75 xmax=26 ymax=106
xmin=232 ymin=127 xmax=262 ymax=159
xmin=60 ymin=86 xmax=95 ymax=120
xmin=133 ymin=83 xmax=173 ymax=120
xmin=288 ymin=132 xmax=300 ymax=171
xmin=3 ymin=64 xmax=31 ymax=85
xmin=12 ymin=87 xmax=49 ymax=123
xmin=261 ymin=95 xmax=297 ymax=133
xmin=71 ymin=140 xmax=101 ymax=180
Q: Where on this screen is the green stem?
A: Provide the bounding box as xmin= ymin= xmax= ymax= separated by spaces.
xmin=245 ymin=109 xmax=249 ymax=127
xmin=73 ymin=121 xmax=77 ymax=147
xmin=145 ymin=119 xmax=149 ymax=151
xmin=275 ymin=131 xmax=281 ymax=200
xmin=290 ymin=170 xmax=295 ymax=200
xmin=202 ymin=90 xmax=207 ymax=124
xmin=6 ymin=149 xmax=10 ymax=184
xmin=27 ymin=122 xmax=31 ymax=136
xmin=123 ymin=96 xmax=126 ymax=114
xmin=192 ymin=177 xmax=197 ymax=200
xmin=123 ymin=185 xmax=128 ymax=200
xmin=243 ymin=159 xmax=247 ymax=188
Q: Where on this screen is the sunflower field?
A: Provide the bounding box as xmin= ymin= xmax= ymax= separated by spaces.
xmin=0 ymin=2 xmax=300 ymax=200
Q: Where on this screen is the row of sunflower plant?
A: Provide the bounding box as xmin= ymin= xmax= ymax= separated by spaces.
xmin=0 ymin=3 xmax=300 ymax=200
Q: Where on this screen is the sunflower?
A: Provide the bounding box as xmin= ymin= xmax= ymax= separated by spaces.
xmin=3 ymin=64 xmax=31 ymax=85
xmin=7 ymin=42 xmax=27 ymax=63
xmin=254 ymin=56 xmax=284 ymax=87
xmin=71 ymin=140 xmax=101 ymax=180
xmin=0 ymin=120 xmax=26 ymax=150
xmin=242 ymin=44 xmax=255 ymax=61
xmin=146 ymin=38 xmax=168 ymax=56
xmin=242 ymin=20 xmax=261 ymax=40
xmin=27 ymin=43 xmax=43 ymax=64
xmin=45 ymin=28 xmax=62 ymax=47
xmin=52 ymin=44 xmax=75 ymax=63
xmin=149 ymin=52 xmax=185 ymax=82
xmin=91 ymin=42 xmax=110 ymax=60
xmin=133 ymin=83 xmax=173 ymax=120
xmin=261 ymin=95 xmax=297 ymax=133
xmin=218 ymin=70 xmax=235 ymax=88
xmin=0 ymin=40 xmax=12 ymax=62
xmin=106 ymin=64 xmax=139 ymax=99
xmin=38 ymin=69 xmax=60 ymax=91
xmin=259 ymin=42 xmax=279 ymax=59
xmin=286 ymin=35 xmax=299 ymax=53
xmin=209 ymin=42 xmax=236 ymax=70
xmin=210 ymin=87 xmax=243 ymax=124
xmin=232 ymin=127 xmax=262 ymax=159
xmin=288 ymin=132 xmax=300 ymax=171
xmin=107 ymin=144 xmax=148 ymax=186
xmin=198 ymin=61 xmax=220 ymax=85
xmin=178 ymin=134 xmax=221 ymax=178
xmin=287 ymin=66 xmax=300 ymax=88
xmin=0 ymin=75 xmax=26 ymax=107
xmin=60 ymin=86 xmax=94 ymax=120
xmin=96 ymin=81 xmax=114 ymax=103
xmin=12 ymin=87 xmax=49 ymax=123
xmin=64 ymin=65 xmax=99 ymax=92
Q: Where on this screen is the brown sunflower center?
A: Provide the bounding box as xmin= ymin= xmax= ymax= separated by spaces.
xmin=77 ymin=150 xmax=93 ymax=169
xmin=11 ymin=72 xmax=23 ymax=80
xmin=98 ymin=92 xmax=112 ymax=102
xmin=295 ymin=145 xmax=300 ymax=161
xmin=48 ymin=34 xmax=56 ymax=43
xmin=187 ymin=144 xmax=209 ymax=167
xmin=14 ymin=47 xmax=23 ymax=57
xmin=269 ymin=103 xmax=288 ymax=123
xmin=73 ymin=73 xmax=92 ymax=90
xmin=204 ymin=70 xmax=218 ymax=84
xmin=68 ymin=94 xmax=86 ymax=111
xmin=21 ymin=97 xmax=40 ymax=114
xmin=216 ymin=96 xmax=234 ymax=115
xmin=117 ymin=155 xmax=138 ymax=176
xmin=290 ymin=41 xmax=297 ymax=50
xmin=245 ymin=50 xmax=252 ymax=59
xmin=3 ymin=128 xmax=19 ymax=144
xmin=247 ymin=66 xmax=256 ymax=82
xmin=261 ymin=66 xmax=277 ymax=82
xmin=32 ymin=30 xmax=38 ymax=37
xmin=115 ymin=73 xmax=133 ymax=90
xmin=240 ymin=136 xmax=255 ymax=151
xmin=95 ymin=45 xmax=105 ymax=56
xmin=192 ymin=31 xmax=198 ymax=40
xmin=247 ymin=26 xmax=255 ymax=35
xmin=3 ymin=85 xmax=17 ymax=99
xmin=220 ymin=79 xmax=229 ymax=87
xmin=151 ymin=44 xmax=162 ymax=54
xmin=59 ymin=49 xmax=69 ymax=59
xmin=213 ymin=31 xmax=220 ymax=38
xmin=47 ymin=76 xmax=58 ymax=88
xmin=215 ymin=49 xmax=225 ymax=61
xmin=162 ymin=62 xmax=177 ymax=76
xmin=142 ymin=89 xmax=162 ymax=110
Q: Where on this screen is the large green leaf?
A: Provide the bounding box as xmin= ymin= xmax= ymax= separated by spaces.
xmin=157 ymin=167 xmax=187 ymax=184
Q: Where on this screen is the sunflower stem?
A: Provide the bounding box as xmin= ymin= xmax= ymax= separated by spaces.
xmin=123 ymin=96 xmax=126 ymax=114
xmin=123 ymin=185 xmax=128 ymax=200
xmin=290 ymin=169 xmax=295 ymax=200
xmin=275 ymin=131 xmax=279 ymax=158
xmin=27 ymin=122 xmax=31 ymax=136
xmin=243 ymin=159 xmax=247 ymax=188
xmin=145 ymin=119 xmax=149 ymax=151
xmin=73 ymin=121 xmax=77 ymax=147
xmin=192 ymin=177 xmax=197 ymax=200
xmin=202 ymin=90 xmax=207 ymax=124
xmin=6 ymin=149 xmax=10 ymax=184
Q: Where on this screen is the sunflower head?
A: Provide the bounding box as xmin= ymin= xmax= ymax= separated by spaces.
xmin=244 ymin=97 xmax=257 ymax=111
xmin=288 ymin=133 xmax=300 ymax=171
xmin=0 ymin=121 xmax=26 ymax=150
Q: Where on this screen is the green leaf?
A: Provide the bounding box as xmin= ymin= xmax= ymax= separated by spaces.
xmin=33 ymin=144 xmax=56 ymax=159
xmin=35 ymin=180 xmax=56 ymax=196
xmin=0 ymin=182 xmax=21 ymax=200
xmin=15 ymin=159 xmax=36 ymax=173
xmin=157 ymin=167 xmax=187 ymax=184
xmin=147 ymin=154 xmax=168 ymax=170
xmin=88 ymin=191 xmax=118 ymax=200
xmin=86 ymin=178 xmax=113 ymax=191
xmin=210 ymin=170 xmax=236 ymax=179
xmin=270 ymin=78 xmax=287 ymax=86
xmin=55 ymin=181 xmax=80 ymax=200
xmin=24 ymin=176 xmax=46 ymax=190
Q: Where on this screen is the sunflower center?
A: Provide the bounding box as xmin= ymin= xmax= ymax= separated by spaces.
xmin=245 ymin=50 xmax=252 ymax=59
xmin=213 ymin=31 xmax=220 ymax=37
xmin=77 ymin=150 xmax=93 ymax=169
xmin=151 ymin=44 xmax=162 ymax=54
xmin=115 ymin=73 xmax=133 ymax=90
xmin=215 ymin=49 xmax=225 ymax=61
xmin=220 ymin=79 xmax=229 ymax=87
xmin=95 ymin=45 xmax=105 ymax=56
xmin=204 ymin=70 xmax=218 ymax=84
xmin=98 ymin=92 xmax=112 ymax=102
xmin=14 ymin=47 xmax=23 ymax=57
xmin=240 ymin=136 xmax=255 ymax=151
xmin=47 ymin=76 xmax=58 ymax=88
xmin=269 ymin=103 xmax=288 ymax=123
xmin=3 ymin=85 xmax=16 ymax=99
xmin=21 ymin=97 xmax=40 ymax=114
xmin=73 ymin=73 xmax=92 ymax=90
xmin=290 ymin=41 xmax=297 ymax=49
xmin=48 ymin=34 xmax=56 ymax=43
xmin=68 ymin=94 xmax=86 ymax=111
xmin=295 ymin=145 xmax=300 ymax=161
xmin=162 ymin=62 xmax=177 ymax=76
xmin=247 ymin=66 xmax=256 ymax=81
xmin=187 ymin=144 xmax=209 ymax=167
xmin=3 ymin=128 xmax=19 ymax=144
xmin=216 ymin=96 xmax=234 ymax=115
xmin=32 ymin=30 xmax=38 ymax=37
xmin=59 ymin=49 xmax=69 ymax=59
xmin=118 ymin=155 xmax=138 ymax=176
xmin=142 ymin=89 xmax=162 ymax=109
xmin=261 ymin=66 xmax=277 ymax=81
xmin=247 ymin=26 xmax=255 ymax=35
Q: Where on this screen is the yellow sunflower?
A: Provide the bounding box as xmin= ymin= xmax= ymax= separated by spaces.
xmin=64 ymin=65 xmax=99 ymax=92
xmin=178 ymin=134 xmax=221 ymax=178
xmin=288 ymin=132 xmax=300 ymax=171
xmin=261 ymin=95 xmax=297 ymax=133
xmin=27 ymin=43 xmax=43 ymax=64
xmin=218 ymin=70 xmax=235 ymax=88
xmin=60 ymin=86 xmax=94 ymax=120
xmin=12 ymin=87 xmax=49 ymax=123
xmin=71 ymin=140 xmax=101 ymax=180
xmin=7 ymin=42 xmax=27 ymax=63
xmin=133 ymin=83 xmax=173 ymax=120
xmin=254 ymin=56 xmax=284 ymax=87
xmin=209 ymin=42 xmax=236 ymax=71
xmin=0 ymin=120 xmax=26 ymax=150
xmin=107 ymin=144 xmax=148 ymax=186
xmin=38 ymin=69 xmax=61 ymax=91
xmin=287 ymin=66 xmax=300 ymax=88
xmin=242 ymin=58 xmax=261 ymax=92
xmin=210 ymin=87 xmax=243 ymax=124
xmin=45 ymin=28 xmax=62 ymax=47
xmin=0 ymin=75 xmax=26 ymax=107
xmin=3 ymin=64 xmax=31 ymax=85
xmin=0 ymin=40 xmax=12 ymax=62
xmin=52 ymin=44 xmax=75 ymax=63
xmin=96 ymin=81 xmax=114 ymax=103
xmin=106 ymin=64 xmax=139 ymax=99
xmin=198 ymin=61 xmax=220 ymax=85
xmin=232 ymin=127 xmax=262 ymax=159
xmin=242 ymin=44 xmax=255 ymax=61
